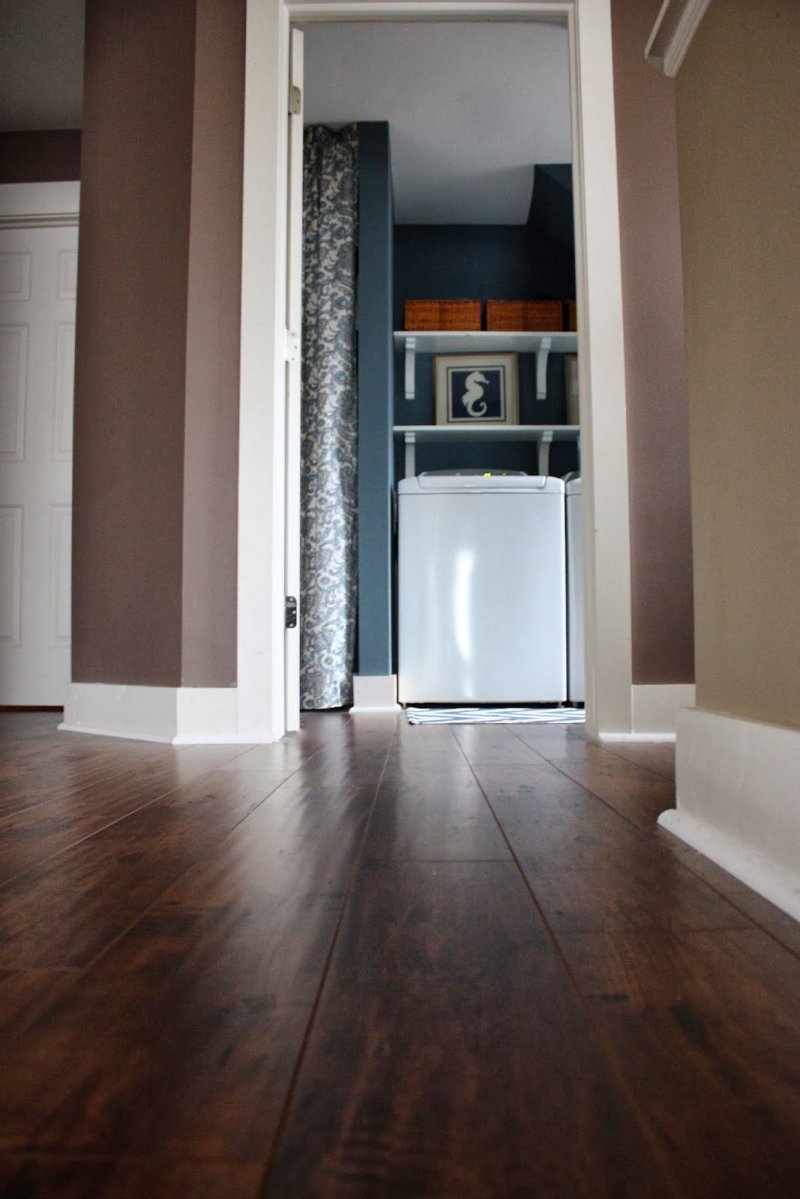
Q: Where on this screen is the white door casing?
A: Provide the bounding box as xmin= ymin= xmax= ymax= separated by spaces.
xmin=284 ymin=26 xmax=305 ymax=733
xmin=0 ymin=183 xmax=79 ymax=706
xmin=242 ymin=0 xmax=633 ymax=740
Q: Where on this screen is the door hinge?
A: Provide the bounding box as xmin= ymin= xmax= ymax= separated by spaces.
xmin=285 ymin=330 xmax=300 ymax=363
xmin=289 ymin=85 xmax=302 ymax=116
xmin=285 ymin=596 xmax=298 ymax=629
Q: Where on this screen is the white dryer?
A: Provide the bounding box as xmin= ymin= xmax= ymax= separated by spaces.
xmin=566 ymin=477 xmax=585 ymax=703
xmin=397 ymin=473 xmax=567 ymax=704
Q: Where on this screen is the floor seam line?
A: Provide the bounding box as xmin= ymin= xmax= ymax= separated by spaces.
xmin=453 ymin=733 xmax=687 ymax=1198
xmin=255 ymin=728 xmax=397 ymax=1197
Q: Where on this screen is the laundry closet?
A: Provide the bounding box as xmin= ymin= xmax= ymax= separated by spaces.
xmin=299 ymin=20 xmax=583 ymax=710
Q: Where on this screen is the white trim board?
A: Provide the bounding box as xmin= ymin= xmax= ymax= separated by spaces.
xmin=351 ymin=674 xmax=400 ymax=712
xmin=60 ymin=683 xmax=276 ymax=745
xmin=0 ymin=182 xmax=80 ymax=228
xmin=632 ymin=683 xmax=695 ymax=736
xmin=645 ymin=0 xmax=711 ymax=78
xmin=660 ymin=707 xmax=800 ymax=922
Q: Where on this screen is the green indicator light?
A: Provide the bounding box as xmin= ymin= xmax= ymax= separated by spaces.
xmin=482 ymin=471 xmax=492 ymax=478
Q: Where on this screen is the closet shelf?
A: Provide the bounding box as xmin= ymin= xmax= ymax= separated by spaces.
xmin=393 ymin=424 xmax=580 ymax=479
xmin=394 ymin=330 xmax=578 ymax=401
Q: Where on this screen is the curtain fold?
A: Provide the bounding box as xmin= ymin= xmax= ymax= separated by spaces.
xmin=300 ymin=125 xmax=359 ymax=710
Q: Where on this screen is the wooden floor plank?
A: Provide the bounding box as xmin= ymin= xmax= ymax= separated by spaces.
xmin=558 ymin=927 xmax=800 ymax=1197
xmin=520 ymin=851 xmax=752 ymax=933
xmin=0 ymin=1159 xmax=264 ymax=1199
xmin=363 ymin=778 xmax=511 ymax=862
xmin=263 ymin=860 xmax=680 ymax=1198
xmin=0 ymin=773 xmax=287 ymax=967
xmin=1 ymin=712 xmax=799 ymax=1199
xmin=0 ymin=892 xmax=343 ymax=1158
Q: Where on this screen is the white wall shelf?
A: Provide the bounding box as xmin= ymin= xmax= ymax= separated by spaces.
xmin=394 ymin=330 xmax=578 ymax=401
xmin=394 ymin=424 xmax=580 ymax=478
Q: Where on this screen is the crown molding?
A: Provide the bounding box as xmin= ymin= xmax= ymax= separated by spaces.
xmin=645 ymin=0 xmax=711 ymax=77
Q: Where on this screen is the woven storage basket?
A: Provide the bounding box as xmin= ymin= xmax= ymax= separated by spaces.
xmin=485 ymin=301 xmax=526 ymax=331
xmin=440 ymin=300 xmax=481 ymax=330
xmin=566 ymin=300 xmax=577 ymax=331
xmin=403 ymin=300 xmax=441 ymax=330
xmin=525 ymin=301 xmax=563 ymax=332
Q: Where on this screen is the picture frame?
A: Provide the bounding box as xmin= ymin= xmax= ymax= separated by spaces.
xmin=434 ymin=353 xmax=519 ymax=426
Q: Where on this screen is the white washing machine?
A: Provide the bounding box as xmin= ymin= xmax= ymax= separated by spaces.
xmin=566 ymin=477 xmax=585 ymax=703
xmin=397 ymin=473 xmax=567 ymax=704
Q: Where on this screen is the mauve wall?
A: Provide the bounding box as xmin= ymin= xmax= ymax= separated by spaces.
xmin=611 ymin=0 xmax=694 ymax=684
xmin=181 ymin=0 xmax=244 ymax=685
xmin=73 ymin=0 xmax=243 ymax=688
xmin=0 ymin=131 xmax=82 ymax=183
xmin=72 ymin=0 xmax=195 ymax=686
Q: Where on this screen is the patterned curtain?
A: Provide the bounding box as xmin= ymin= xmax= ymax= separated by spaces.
xmin=300 ymin=126 xmax=359 ymax=709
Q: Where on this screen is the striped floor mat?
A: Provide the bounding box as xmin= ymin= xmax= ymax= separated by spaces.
xmin=405 ymin=706 xmax=585 ymax=726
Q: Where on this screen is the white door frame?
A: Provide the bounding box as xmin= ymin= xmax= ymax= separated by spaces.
xmin=239 ymin=0 xmax=633 ymax=741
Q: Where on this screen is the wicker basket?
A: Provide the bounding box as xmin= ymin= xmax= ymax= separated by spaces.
xmin=525 ymin=301 xmax=563 ymax=332
xmin=485 ymin=301 xmax=526 ymax=331
xmin=403 ymin=300 xmax=441 ymax=330
xmin=440 ymin=300 xmax=481 ymax=330
xmin=486 ymin=300 xmax=564 ymax=332
xmin=403 ymin=299 xmax=481 ymax=331
xmin=566 ymin=300 xmax=577 ymax=332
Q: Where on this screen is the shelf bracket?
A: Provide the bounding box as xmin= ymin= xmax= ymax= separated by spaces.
xmin=404 ymin=430 xmax=417 ymax=479
xmin=537 ymin=430 xmax=554 ymax=477
xmin=404 ymin=337 xmax=416 ymax=401
xmin=536 ymin=336 xmax=552 ymax=400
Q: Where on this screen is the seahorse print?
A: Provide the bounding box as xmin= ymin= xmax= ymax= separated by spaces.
xmin=461 ymin=370 xmax=490 ymax=417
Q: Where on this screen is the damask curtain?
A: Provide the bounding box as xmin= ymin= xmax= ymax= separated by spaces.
xmin=300 ymin=125 xmax=359 ymax=709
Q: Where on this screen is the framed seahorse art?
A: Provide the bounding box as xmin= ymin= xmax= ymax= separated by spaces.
xmin=434 ymin=353 xmax=519 ymax=426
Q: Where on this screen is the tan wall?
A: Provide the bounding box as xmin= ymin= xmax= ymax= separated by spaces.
xmin=676 ymin=0 xmax=800 ymax=729
xmin=611 ymin=0 xmax=694 ymax=684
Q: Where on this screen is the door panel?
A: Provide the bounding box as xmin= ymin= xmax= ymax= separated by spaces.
xmin=0 ymin=222 xmax=77 ymax=705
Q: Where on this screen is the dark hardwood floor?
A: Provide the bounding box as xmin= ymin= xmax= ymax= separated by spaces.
xmin=1 ymin=709 xmax=799 ymax=1197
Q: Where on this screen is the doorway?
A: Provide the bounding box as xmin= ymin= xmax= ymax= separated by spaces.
xmin=238 ymin=0 xmax=633 ymax=743
xmin=297 ymin=18 xmax=576 ymax=713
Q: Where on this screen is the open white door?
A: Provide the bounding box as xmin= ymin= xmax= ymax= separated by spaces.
xmin=284 ymin=26 xmax=304 ymax=732
xmin=0 ymin=185 xmax=78 ymax=706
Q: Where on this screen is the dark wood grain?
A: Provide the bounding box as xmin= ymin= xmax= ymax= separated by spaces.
xmin=0 ymin=772 xmax=285 ymax=967
xmin=263 ymin=861 xmax=680 ymax=1198
xmin=0 ymin=895 xmax=342 ymax=1157
xmin=520 ymin=851 xmax=751 ymax=933
xmin=558 ymin=927 xmax=800 ymax=1198
xmin=0 ymin=1157 xmax=263 ymax=1199
xmin=363 ymin=777 xmax=510 ymax=861
xmin=1 ymin=712 xmax=799 ymax=1198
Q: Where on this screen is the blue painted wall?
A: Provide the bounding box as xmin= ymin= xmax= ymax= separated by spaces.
xmin=393 ymin=222 xmax=578 ymax=477
xmin=353 ymin=151 xmax=578 ymax=679
xmin=356 ymin=123 xmax=394 ymax=677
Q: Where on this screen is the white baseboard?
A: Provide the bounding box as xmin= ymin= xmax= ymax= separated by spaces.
xmin=597 ymin=683 xmax=695 ymax=741
xmin=60 ymin=683 xmax=282 ymax=744
xmin=659 ymin=707 xmax=800 ymax=922
xmin=350 ymin=674 xmax=399 ymax=713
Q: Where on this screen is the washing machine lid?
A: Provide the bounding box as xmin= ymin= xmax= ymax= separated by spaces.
xmin=398 ymin=473 xmax=565 ymax=495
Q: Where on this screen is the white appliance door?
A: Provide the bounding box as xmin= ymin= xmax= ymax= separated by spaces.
xmin=398 ymin=489 xmax=566 ymax=703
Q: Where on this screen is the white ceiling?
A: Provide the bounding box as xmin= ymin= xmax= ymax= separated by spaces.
xmin=301 ymin=21 xmax=572 ymax=225
xmin=0 ymin=5 xmax=572 ymax=227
